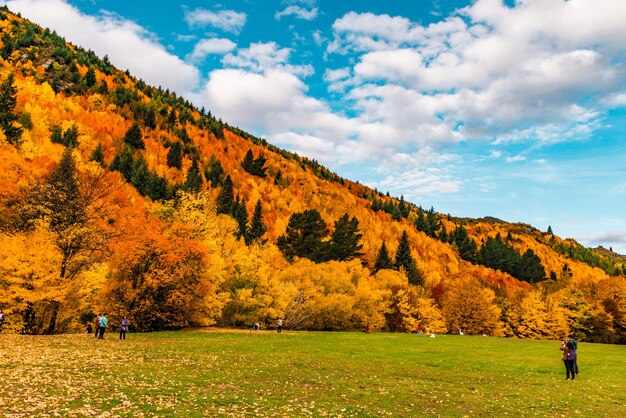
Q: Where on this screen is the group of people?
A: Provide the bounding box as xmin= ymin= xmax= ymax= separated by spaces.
xmin=250 ymin=318 xmax=284 ymax=333
xmin=87 ymin=314 xmax=130 ymax=340
xmin=560 ymin=334 xmax=579 ymax=380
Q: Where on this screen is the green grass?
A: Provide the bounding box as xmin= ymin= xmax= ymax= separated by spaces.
xmin=0 ymin=330 xmax=625 ymax=417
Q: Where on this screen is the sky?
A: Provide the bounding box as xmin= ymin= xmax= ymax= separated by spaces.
xmin=3 ymin=0 xmax=626 ymax=252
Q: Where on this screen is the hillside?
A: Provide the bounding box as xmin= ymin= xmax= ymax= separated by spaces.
xmin=0 ymin=7 xmax=625 ymax=343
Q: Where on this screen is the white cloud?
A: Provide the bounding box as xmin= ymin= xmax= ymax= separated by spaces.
xmin=4 ymin=0 xmax=200 ymax=94
xmin=222 ymin=42 xmax=314 ymax=77
xmin=184 ymin=8 xmax=247 ymax=34
xmin=275 ymin=5 xmax=318 ymax=21
xmin=187 ymin=38 xmax=236 ymax=63
xmin=505 ymin=155 xmax=526 ymax=163
xmin=326 ymin=0 xmax=626 ymax=152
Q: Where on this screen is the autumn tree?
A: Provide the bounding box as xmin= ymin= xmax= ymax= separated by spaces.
xmin=442 ymin=278 xmax=503 ymax=336
xmin=0 ymin=73 xmax=23 ymax=146
xmin=13 ymin=148 xmax=115 ymax=333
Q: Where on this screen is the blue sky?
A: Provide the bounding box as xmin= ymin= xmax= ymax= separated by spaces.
xmin=4 ymin=0 xmax=626 ymax=252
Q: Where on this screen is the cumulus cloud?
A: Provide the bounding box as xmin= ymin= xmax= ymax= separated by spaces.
xmin=222 ymin=42 xmax=314 ymax=77
xmin=187 ymin=38 xmax=236 ymax=63
xmin=184 ymin=8 xmax=247 ymax=34
xmin=275 ymin=5 xmax=318 ymax=21
xmin=4 ymin=0 xmax=200 ymax=94
xmin=327 ymin=0 xmax=626 ymax=151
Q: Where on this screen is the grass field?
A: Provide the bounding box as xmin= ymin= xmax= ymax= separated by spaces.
xmin=0 ymin=330 xmax=625 ymax=417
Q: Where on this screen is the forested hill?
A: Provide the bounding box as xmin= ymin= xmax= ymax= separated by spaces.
xmin=1 ymin=8 xmax=625 ymax=343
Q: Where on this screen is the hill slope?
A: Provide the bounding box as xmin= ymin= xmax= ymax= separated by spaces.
xmin=0 ymin=8 xmax=625 ymax=343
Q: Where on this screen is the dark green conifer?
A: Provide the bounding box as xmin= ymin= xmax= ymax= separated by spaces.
xmin=89 ymin=143 xmax=106 ymax=167
xmin=166 ymin=142 xmax=183 ymax=169
xmin=374 ymin=242 xmax=394 ymax=272
xmin=248 ymin=199 xmax=267 ymax=244
xmin=183 ymin=157 xmax=203 ymax=193
xmin=0 ymin=73 xmax=23 ymax=146
xmin=216 ymin=175 xmax=234 ymax=215
xmin=84 ymin=67 xmax=96 ymax=87
xmin=328 ymin=214 xmax=363 ymax=261
xmin=123 ymin=122 xmax=145 ymax=149
xmin=395 ymin=231 xmax=423 ymax=285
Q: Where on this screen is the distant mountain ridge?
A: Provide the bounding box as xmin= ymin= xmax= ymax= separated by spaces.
xmin=1 ymin=7 xmax=625 ymax=343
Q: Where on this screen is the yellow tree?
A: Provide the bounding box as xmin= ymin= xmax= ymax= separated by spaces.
xmin=442 ymin=278 xmax=504 ymax=336
xmin=506 ymin=290 xmax=550 ymax=339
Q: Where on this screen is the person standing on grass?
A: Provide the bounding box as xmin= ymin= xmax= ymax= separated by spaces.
xmin=0 ymin=308 xmax=5 ymax=333
xmin=99 ymin=313 xmax=108 ymax=339
xmin=119 ymin=316 xmax=129 ymax=340
xmin=560 ymin=339 xmax=577 ymax=380
xmin=568 ymin=334 xmax=579 ymax=375
xmin=94 ymin=314 xmax=102 ymax=339
xmin=277 ymin=318 xmax=283 ymax=333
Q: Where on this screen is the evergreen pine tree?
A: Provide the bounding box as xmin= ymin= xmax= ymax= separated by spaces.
xmin=547 ymin=225 xmax=554 ymax=235
xmin=146 ymin=173 xmax=169 ymax=201
xmin=425 ymin=206 xmax=441 ymax=237
xmin=89 ymin=143 xmax=106 ymax=167
xmin=110 ymin=146 xmax=135 ymax=182
xmin=167 ymin=108 xmax=177 ymax=128
xmin=232 ymin=196 xmax=249 ymax=242
xmin=131 ymin=157 xmax=150 ymax=196
xmin=277 ymin=209 xmax=329 ymax=262
xmin=205 ymin=155 xmax=224 ymax=187
xmin=248 ymin=199 xmax=267 ymax=244
xmin=328 ymin=214 xmax=363 ymax=261
xmin=452 ymin=225 xmax=478 ymax=263
xmin=252 ymin=153 xmax=268 ymax=177
xmin=62 ymin=124 xmax=79 ymax=148
xmin=241 ymin=149 xmax=254 ymax=172
xmin=374 ymin=242 xmax=394 ymax=272
xmin=166 ymin=142 xmax=183 ymax=169
xmin=391 ymin=204 xmax=402 ymax=221
xmin=183 ymin=157 xmax=203 ymax=193
xmin=395 ymin=231 xmax=423 ymax=285
xmin=143 ymin=107 xmax=156 ymax=130
xmin=216 ymin=175 xmax=234 ymax=215
xmin=0 ymin=73 xmax=23 ymax=146
xmin=415 ymin=207 xmax=427 ymax=233
xmin=50 ymin=125 xmax=63 ymax=145
xmin=123 ymin=122 xmax=145 ymax=149
xmin=84 ymin=67 xmax=96 ymax=87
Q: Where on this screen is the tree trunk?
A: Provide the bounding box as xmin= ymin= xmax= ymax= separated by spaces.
xmin=45 ymin=300 xmax=61 ymax=335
